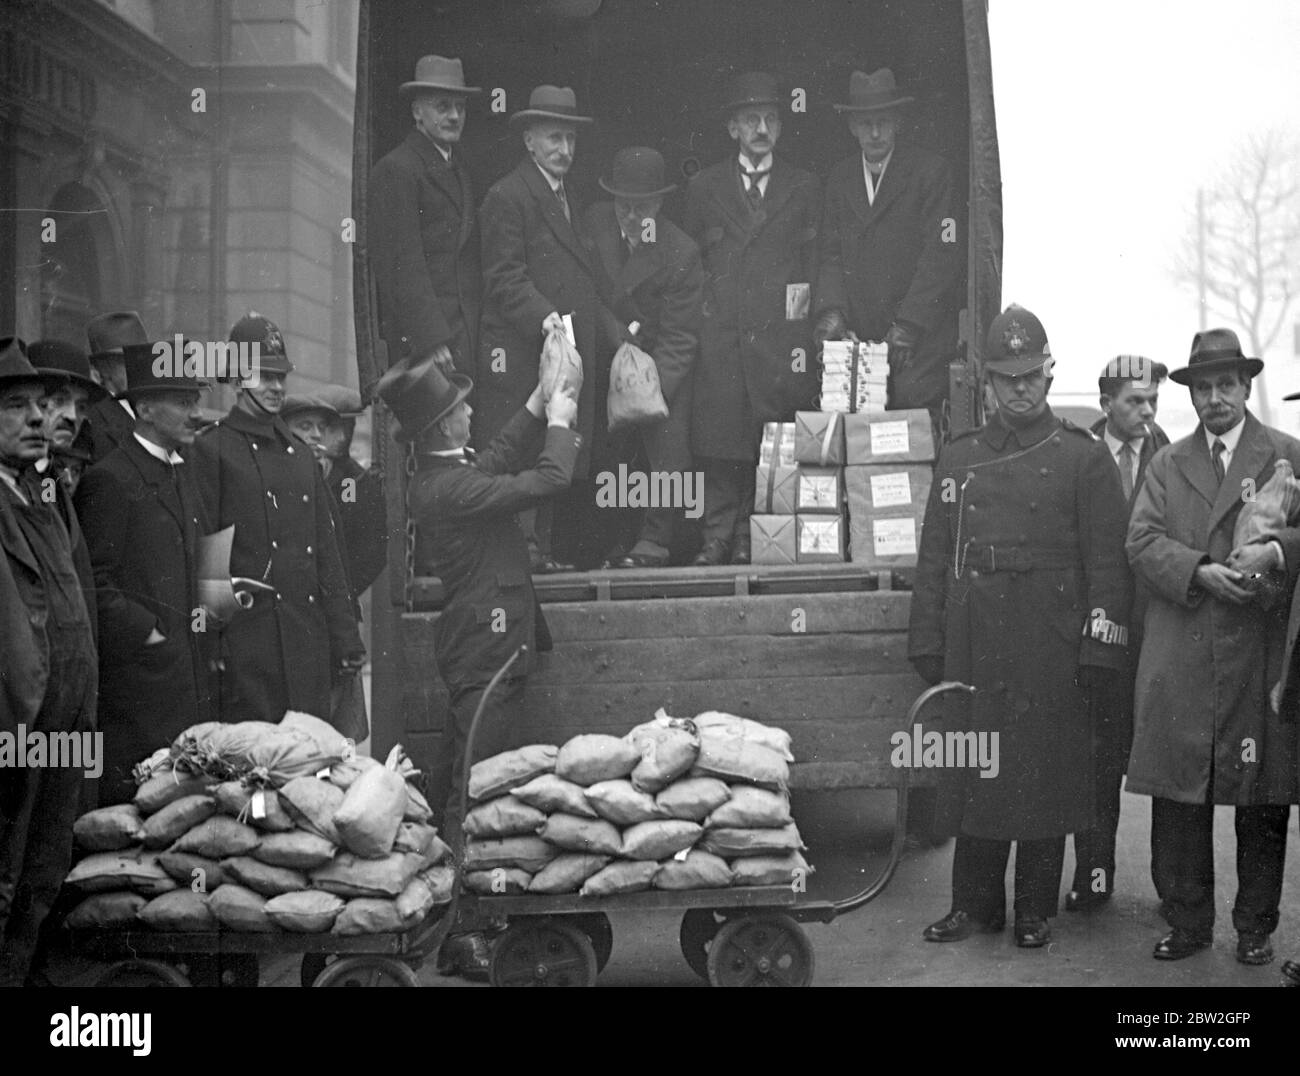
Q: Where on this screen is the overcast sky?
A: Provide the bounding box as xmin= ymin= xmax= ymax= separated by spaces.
xmin=989 ymin=0 xmax=1300 ymax=438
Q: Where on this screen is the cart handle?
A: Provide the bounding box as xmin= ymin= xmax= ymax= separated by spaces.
xmin=455 ymin=645 xmax=527 ymax=843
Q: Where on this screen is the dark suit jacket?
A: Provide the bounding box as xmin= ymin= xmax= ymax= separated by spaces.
xmin=815 ymin=144 xmax=962 ymax=411
xmin=369 ymin=129 xmax=481 ymax=373
xmin=476 ymin=158 xmax=622 ymax=477
xmin=412 ymin=407 xmax=580 ymax=686
xmin=86 ymin=396 xmax=135 ymax=464
xmin=683 ymin=156 xmax=820 ymax=459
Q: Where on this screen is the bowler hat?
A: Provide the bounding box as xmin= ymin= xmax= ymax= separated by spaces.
xmin=29 ymin=339 xmax=109 ymax=402
xmin=376 ymin=353 xmax=473 ymax=442
xmin=400 ymin=55 xmax=482 ymax=98
xmin=122 ymin=341 xmax=211 ymax=397
xmin=509 ymin=85 xmax=593 ymax=128
xmin=984 ymin=305 xmax=1053 ymax=376
xmin=833 ymin=68 xmax=915 ymax=113
xmin=230 ymin=311 xmax=294 ymax=375
xmin=599 ymin=147 xmax=676 ymax=199
xmin=1169 ymin=327 xmax=1263 ymax=385
xmin=86 ymin=311 xmax=149 ymax=363
xmin=721 ymin=72 xmax=781 ymax=115
xmin=0 ymin=336 xmax=63 ymax=391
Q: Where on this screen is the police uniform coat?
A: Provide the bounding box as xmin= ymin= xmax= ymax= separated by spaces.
xmin=1126 ymin=412 xmax=1300 ymax=804
xmin=684 ymin=156 xmax=820 ymax=460
xmin=908 ymin=407 xmax=1133 ymax=839
xmin=815 ymin=145 xmax=961 ymax=411
xmin=412 ymin=407 xmax=581 ymax=687
xmin=74 ymin=436 xmax=213 ymax=799
xmin=189 ymin=407 xmax=362 ymax=723
xmin=369 ymin=129 xmax=481 ymax=373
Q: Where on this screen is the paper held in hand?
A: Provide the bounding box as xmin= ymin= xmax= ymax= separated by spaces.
xmin=197 ymin=525 xmax=272 ymax=619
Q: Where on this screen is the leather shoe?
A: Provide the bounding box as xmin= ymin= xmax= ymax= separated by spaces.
xmin=436 ymin=932 xmax=491 ymax=981
xmin=693 ymin=539 xmax=730 ymax=566
xmin=1064 ymin=887 xmax=1113 ymax=913
xmin=1153 ymin=929 xmax=1211 ymax=961
xmin=607 ymin=551 xmax=669 ymax=569
xmin=922 ymin=909 xmax=1005 ymax=942
xmin=1014 ymin=916 xmax=1051 ymax=948
xmin=1236 ymin=932 xmax=1273 ymax=966
xmin=730 ymin=536 xmax=751 ymax=564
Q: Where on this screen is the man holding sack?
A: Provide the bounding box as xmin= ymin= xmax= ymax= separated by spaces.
xmin=583 ymin=147 xmax=703 ymax=568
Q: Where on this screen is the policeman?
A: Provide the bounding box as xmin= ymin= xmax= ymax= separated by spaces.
xmin=908 ymin=305 xmax=1132 ymax=948
xmin=188 ymin=313 xmax=364 ymax=724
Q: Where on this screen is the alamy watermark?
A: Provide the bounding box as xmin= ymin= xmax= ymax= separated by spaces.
xmin=151 ymin=335 xmax=261 ymax=385
xmin=593 ymin=464 xmax=703 ymax=519
xmin=890 ymin=722 xmax=999 ymax=779
xmin=0 ymin=724 xmax=102 ymax=778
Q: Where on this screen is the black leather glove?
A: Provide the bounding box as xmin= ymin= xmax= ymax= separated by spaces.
xmin=813 ymin=308 xmax=848 ymax=349
xmin=911 ymin=655 xmax=945 ymax=687
xmin=885 ymin=320 xmax=921 ymax=371
xmin=1074 ymin=665 xmax=1114 ymax=692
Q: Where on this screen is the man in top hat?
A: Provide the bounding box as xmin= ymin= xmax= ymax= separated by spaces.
xmin=73 ymin=342 xmax=216 ymax=803
xmin=815 ymin=69 xmax=962 ymax=432
xmin=1065 ymin=356 xmax=1171 ymax=914
xmin=370 ymin=55 xmax=483 ymax=377
xmin=30 ymin=339 xmax=108 ymax=497
xmin=908 ymin=305 xmax=1132 ymax=949
xmin=0 ymin=337 xmax=97 ymax=986
xmin=1126 ymin=327 xmax=1300 ymax=965
xmin=381 ymin=353 xmax=579 ymax=979
xmin=684 ymin=71 xmax=821 ymax=565
xmin=582 ymin=147 xmax=703 ymax=568
xmin=189 ymin=312 xmax=364 ymax=725
xmin=476 ymin=84 xmax=624 ymax=572
xmin=84 ymin=311 xmax=150 ymax=463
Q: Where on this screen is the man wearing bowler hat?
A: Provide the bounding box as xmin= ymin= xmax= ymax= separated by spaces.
xmin=815 ymin=69 xmax=961 ymax=432
xmin=583 ymin=147 xmax=703 ymax=568
xmin=684 ymin=71 xmax=821 ymax=565
xmin=382 ymin=353 xmax=579 ymax=979
xmin=74 ymin=342 xmax=216 ymax=803
xmin=476 ymin=84 xmax=624 ymax=572
xmin=83 ymin=311 xmax=151 ymax=463
xmin=31 ymin=339 xmax=108 ymax=497
xmin=908 ymin=306 xmax=1132 ymax=949
xmin=370 ymin=55 xmax=483 ymax=378
xmin=189 ymin=312 xmax=364 ymax=725
xmin=1126 ymin=327 xmax=1300 ymax=965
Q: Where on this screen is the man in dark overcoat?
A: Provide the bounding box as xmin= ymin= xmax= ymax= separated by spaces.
xmin=1126 ymin=328 xmax=1300 ymax=966
xmin=814 ymin=69 xmax=961 ymax=431
xmin=74 ymin=343 xmax=214 ymax=804
xmin=32 ymin=339 xmax=107 ymax=498
xmin=188 ymin=313 xmax=364 ymax=724
xmin=369 ymin=55 xmax=483 ymax=377
xmin=908 ymin=306 xmax=1132 ymax=948
xmin=583 ymin=147 xmax=703 ymax=568
xmin=684 ymin=72 xmax=821 ymax=565
xmin=83 ymin=311 xmax=150 ymax=463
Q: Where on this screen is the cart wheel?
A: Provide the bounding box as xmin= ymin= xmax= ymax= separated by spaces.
xmin=567 ymin=913 xmax=613 ymax=973
xmin=96 ymin=959 xmax=191 ymax=988
xmin=679 ymin=909 xmax=723 ymax=981
xmin=706 ymin=914 xmax=815 ymax=988
xmin=312 ymin=956 xmax=421 ymax=988
xmin=489 ymin=921 xmax=597 ymax=987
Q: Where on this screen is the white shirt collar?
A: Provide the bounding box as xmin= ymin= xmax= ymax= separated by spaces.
xmin=118 ymin=397 xmax=135 ymax=418
xmin=134 ymin=431 xmax=184 ymax=465
xmin=426 ymin=447 xmax=467 ymax=459
xmin=862 ymin=150 xmax=893 ymax=205
xmin=533 ymin=159 xmax=564 ymax=193
xmin=1102 ymin=427 xmax=1144 ymax=456
xmin=1204 ymin=416 xmax=1245 ymax=456
xmin=738 ymin=152 xmax=773 ymax=175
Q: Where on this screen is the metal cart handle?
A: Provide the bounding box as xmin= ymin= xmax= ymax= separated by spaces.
xmin=456 ymin=644 xmax=527 ymax=840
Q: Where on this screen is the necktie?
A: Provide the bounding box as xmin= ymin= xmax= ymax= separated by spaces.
xmin=1117 ymin=441 xmax=1135 ymax=500
xmin=1211 ymin=438 xmax=1226 ymax=484
xmin=555 ymin=182 xmax=570 ymax=222
xmin=740 ymin=167 xmax=768 ymax=210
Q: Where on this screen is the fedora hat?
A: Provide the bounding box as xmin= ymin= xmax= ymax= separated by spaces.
xmin=121 ymin=341 xmax=211 ymax=398
xmin=721 ymin=71 xmax=781 ymax=115
xmin=833 ymin=68 xmax=915 ymax=113
xmin=1169 ymin=327 xmax=1263 ymax=385
xmin=229 ymin=311 xmax=293 ymax=375
xmin=510 ymin=85 xmax=593 ymax=128
xmin=400 ymin=55 xmax=482 ymax=98
xmin=984 ymin=304 xmax=1053 ymax=377
xmin=376 ymin=353 xmax=473 ymax=443
xmin=86 ymin=311 xmax=149 ymax=364
xmin=599 ymin=147 xmax=676 ymax=199
xmin=0 ymin=336 xmax=63 ymax=391
xmin=28 ymin=339 xmax=110 ymax=402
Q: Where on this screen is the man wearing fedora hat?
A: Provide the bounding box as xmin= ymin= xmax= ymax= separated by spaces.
xmin=1126 ymin=327 xmax=1300 ymax=965
xmin=815 ymin=68 xmax=961 ymax=430
xmin=83 ymin=311 xmax=150 ymax=463
xmin=381 ymin=354 xmax=578 ymax=979
xmin=30 ymin=339 xmax=108 ymax=497
xmin=477 ymin=84 xmax=624 ymax=572
xmin=684 ymin=71 xmax=821 ymax=566
xmin=583 ymin=147 xmax=703 ymax=568
xmin=909 ymin=306 xmax=1132 ymax=949
xmin=189 ymin=313 xmax=364 ymax=726
xmin=73 ymin=342 xmax=216 ymax=803
xmin=0 ymin=337 xmax=98 ymax=986
xmin=370 ymin=55 xmax=483 ymax=378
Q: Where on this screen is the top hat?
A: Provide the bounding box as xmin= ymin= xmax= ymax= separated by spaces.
xmin=509 ymin=85 xmax=593 ymax=128
xmin=86 ymin=311 xmax=149 ymax=363
xmin=833 ymin=68 xmax=915 ymax=113
xmin=721 ymin=71 xmax=781 ymax=115
xmin=28 ymin=339 xmax=110 ymax=402
xmin=230 ymin=311 xmax=294 ymax=375
xmin=376 ymin=353 xmax=473 ymax=443
xmin=121 ymin=341 xmax=211 ymax=397
xmin=599 ymin=147 xmax=676 ymax=199
xmin=1169 ymin=327 xmax=1263 ymax=386
xmin=984 ymin=305 xmax=1053 ymax=376
xmin=0 ymin=336 xmax=63 ymax=391
xmin=400 ymin=55 xmax=482 ymax=98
